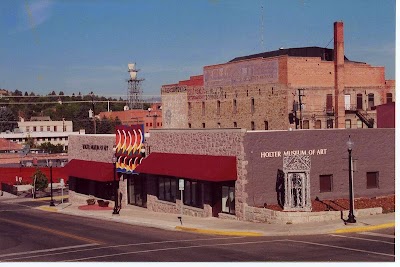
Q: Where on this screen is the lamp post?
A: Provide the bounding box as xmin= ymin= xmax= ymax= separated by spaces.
xmin=112 ymin=154 xmax=119 ymax=215
xmin=346 ymin=135 xmax=356 ymax=223
xmin=49 ymin=160 xmax=55 ymax=206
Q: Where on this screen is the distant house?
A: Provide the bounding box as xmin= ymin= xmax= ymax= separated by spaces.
xmin=0 ymin=138 xmax=23 ymax=153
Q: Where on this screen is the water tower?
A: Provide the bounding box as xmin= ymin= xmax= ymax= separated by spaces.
xmin=127 ymin=63 xmax=145 ymax=109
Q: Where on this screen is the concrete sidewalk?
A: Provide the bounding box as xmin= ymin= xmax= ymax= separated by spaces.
xmin=33 ymin=200 xmax=395 ymax=237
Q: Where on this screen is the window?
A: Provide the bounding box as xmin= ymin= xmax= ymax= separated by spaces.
xmin=188 ymin=123 xmax=191 ymax=128
xmin=157 ymin=122 xmax=160 ymax=126
xmin=264 ymin=121 xmax=269 ymax=130
xmin=26 ymin=126 xmax=30 ymax=132
xmin=345 ymin=119 xmax=352 ymax=129
xmin=386 ymin=93 xmax=393 ymax=103
xmin=40 ymin=126 xmax=43 ymax=132
xmin=314 ymin=120 xmax=321 ymax=129
xmin=326 ymin=94 xmax=333 ymax=113
xmin=150 ymin=123 xmax=152 ymax=127
xmin=202 ymin=123 xmax=205 ymax=128
xmin=319 ymin=175 xmax=333 ymax=192
xmin=250 ymin=98 xmax=255 ymax=113
xmin=146 ymin=123 xmax=149 ymax=126
xmin=246 ymin=90 xmax=249 ymax=97
xmin=357 ymin=94 xmax=363 ymax=109
xmin=54 ymin=126 xmax=57 ymax=132
xmin=158 ymin=176 xmax=177 ymax=202
xmin=184 ymin=180 xmax=204 ymax=208
xmin=366 ymin=172 xmax=379 ymax=189
xmin=233 ymin=99 xmax=237 ymax=114
xmin=47 ymin=126 xmax=50 ymax=131
xmin=368 ymin=93 xmax=374 ymax=110
xmin=326 ymin=119 xmax=334 ymax=129
xmin=217 ymin=100 xmax=221 ymax=115
xmin=302 ymin=120 xmax=309 ymax=129
xmin=251 ymin=121 xmax=255 ymax=130
xmin=233 ymin=122 xmax=237 ymax=128
xmin=217 ymin=122 xmax=221 ymax=128
xmin=202 ymin=102 xmax=205 ymax=116
xmin=188 ymin=102 xmax=192 ymax=116
xmin=345 ymin=94 xmax=351 ymax=110
xmin=33 ymin=126 xmax=37 ymax=132
xmin=357 ymin=120 xmax=363 ymax=128
xmin=222 ymin=185 xmax=235 ymax=214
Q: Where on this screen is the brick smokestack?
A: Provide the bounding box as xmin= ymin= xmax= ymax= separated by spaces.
xmin=334 ymin=21 xmax=345 ymax=128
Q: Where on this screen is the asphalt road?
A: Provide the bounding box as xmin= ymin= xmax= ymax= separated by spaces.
xmin=0 ymin=199 xmax=395 ymax=262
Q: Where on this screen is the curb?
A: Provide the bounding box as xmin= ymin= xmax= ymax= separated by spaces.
xmin=175 ymin=226 xmax=263 ymax=236
xmin=332 ymin=222 xmax=395 ymax=234
xmin=36 ymin=206 xmax=58 ymax=212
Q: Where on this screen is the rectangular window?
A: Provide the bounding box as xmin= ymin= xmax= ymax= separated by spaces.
xmin=302 ymin=120 xmax=309 ymax=129
xmin=326 ymin=94 xmax=333 ymax=113
xmin=47 ymin=126 xmax=50 ymax=131
xmin=150 ymin=123 xmax=152 ymax=127
xmin=264 ymin=121 xmax=268 ymax=130
xmin=217 ymin=101 xmax=221 ymax=115
xmin=251 ymin=121 xmax=255 ymax=130
xmin=146 ymin=123 xmax=149 ymax=126
xmin=314 ymin=120 xmax=321 ymax=129
xmin=251 ymin=98 xmax=255 ymax=114
xmin=40 ymin=126 xmax=43 ymax=132
xmin=188 ymin=123 xmax=191 ymax=128
xmin=366 ymin=172 xmax=379 ymax=189
xmin=157 ymin=122 xmax=160 ymax=126
xmin=54 ymin=126 xmax=57 ymax=132
xmin=357 ymin=94 xmax=363 ymax=109
xmin=357 ymin=120 xmax=363 ymax=128
xmin=345 ymin=119 xmax=352 ymax=129
xmin=184 ymin=180 xmax=204 ymax=208
xmin=188 ymin=102 xmax=192 ymax=116
xmin=386 ymin=93 xmax=393 ymax=103
xmin=319 ymin=175 xmax=333 ymax=192
xmin=202 ymin=123 xmax=205 ymax=128
xmin=368 ymin=93 xmax=374 ymax=110
xmin=202 ymin=102 xmax=205 ymax=116
xmin=327 ymin=119 xmax=334 ymax=129
xmin=33 ymin=126 xmax=37 ymax=132
xmin=233 ymin=99 xmax=237 ymax=114
xmin=217 ymin=122 xmax=221 ymax=128
xmin=157 ymin=176 xmax=177 ymax=202
xmin=345 ymin=94 xmax=351 ymax=110
xmin=26 ymin=126 xmax=30 ymax=132
xmin=222 ymin=185 xmax=235 ymax=214
xmin=233 ymin=122 xmax=237 ymax=128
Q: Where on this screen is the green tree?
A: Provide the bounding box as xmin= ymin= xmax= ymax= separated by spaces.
xmin=0 ymin=107 xmax=18 ymax=132
xmin=32 ymin=169 xmax=48 ymax=192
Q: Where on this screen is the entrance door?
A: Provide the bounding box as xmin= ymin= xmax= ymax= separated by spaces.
xmin=128 ymin=174 xmax=147 ymax=208
xmin=211 ymin=183 xmax=222 ymax=217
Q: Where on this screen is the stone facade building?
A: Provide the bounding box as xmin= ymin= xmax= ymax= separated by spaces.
xmin=161 ymin=22 xmax=395 ymax=131
xmin=65 ymin=128 xmax=394 ymax=223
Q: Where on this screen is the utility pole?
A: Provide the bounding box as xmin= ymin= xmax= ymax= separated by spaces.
xmin=298 ymin=88 xmax=305 ymax=129
xmin=90 ymin=91 xmax=96 ymax=134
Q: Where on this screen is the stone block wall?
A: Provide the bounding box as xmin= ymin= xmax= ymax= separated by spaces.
xmin=147 ymin=128 xmax=248 ymax=219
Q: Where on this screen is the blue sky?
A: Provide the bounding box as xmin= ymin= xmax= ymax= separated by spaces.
xmin=0 ymin=0 xmax=396 ymax=98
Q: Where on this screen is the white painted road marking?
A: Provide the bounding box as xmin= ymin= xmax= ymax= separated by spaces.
xmin=0 ymin=236 xmax=246 ymax=261
xmin=286 ymin=239 xmax=394 ymax=258
xmin=330 ymin=234 xmax=395 ymax=245
xmin=0 ymin=244 xmax=98 ymax=259
xmin=358 ymin=232 xmax=395 ymax=239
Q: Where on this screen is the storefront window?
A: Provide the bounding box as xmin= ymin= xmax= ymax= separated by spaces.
xmin=222 ymin=185 xmax=235 ymax=215
xmin=184 ymin=180 xmax=204 ymax=208
xmin=157 ymin=176 xmax=177 ymax=202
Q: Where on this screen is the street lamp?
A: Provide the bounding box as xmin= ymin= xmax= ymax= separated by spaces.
xmin=112 ymin=154 xmax=119 ymax=215
xmin=49 ymin=160 xmax=55 ymax=206
xmin=346 ymin=135 xmax=356 ymax=223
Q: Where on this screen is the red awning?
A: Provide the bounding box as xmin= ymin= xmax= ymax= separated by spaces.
xmin=135 ymin=153 xmax=237 ymax=182
xmin=65 ymin=159 xmax=117 ymax=182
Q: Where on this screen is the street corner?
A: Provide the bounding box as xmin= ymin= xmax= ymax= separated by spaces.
xmin=36 ymin=206 xmax=59 ymax=212
xmin=332 ymin=222 xmax=395 ymax=234
xmin=175 ymin=226 xmax=263 ymax=237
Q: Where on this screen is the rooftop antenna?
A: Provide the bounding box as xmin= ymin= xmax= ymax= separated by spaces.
xmin=127 ymin=63 xmax=145 ymax=110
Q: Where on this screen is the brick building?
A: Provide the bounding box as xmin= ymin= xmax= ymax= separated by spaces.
xmin=161 ymin=21 xmax=395 ymax=130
